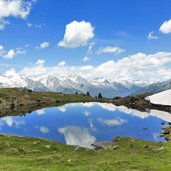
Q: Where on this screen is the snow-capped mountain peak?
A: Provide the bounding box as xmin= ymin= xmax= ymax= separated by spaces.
xmin=0 ymin=70 xmax=153 ymax=98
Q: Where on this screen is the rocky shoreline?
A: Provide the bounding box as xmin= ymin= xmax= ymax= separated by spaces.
xmin=111 ymin=93 xmax=171 ymax=113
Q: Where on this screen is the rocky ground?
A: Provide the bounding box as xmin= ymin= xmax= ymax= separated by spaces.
xmin=111 ymin=93 xmax=171 ymax=112
xmin=160 ymin=125 xmax=171 ymax=141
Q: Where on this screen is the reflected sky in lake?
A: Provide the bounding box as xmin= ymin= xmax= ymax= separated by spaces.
xmin=0 ymin=102 xmax=170 ymax=148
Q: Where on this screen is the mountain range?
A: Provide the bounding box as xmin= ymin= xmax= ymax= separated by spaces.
xmin=0 ymin=69 xmax=169 ymax=98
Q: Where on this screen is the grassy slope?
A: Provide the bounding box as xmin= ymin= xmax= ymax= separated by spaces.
xmin=0 ymin=88 xmax=93 ymax=103
xmin=0 ymin=88 xmax=94 ymax=117
xmin=0 ymin=135 xmax=171 ymax=171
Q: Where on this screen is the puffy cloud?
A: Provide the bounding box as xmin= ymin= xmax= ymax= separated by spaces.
xmin=20 ymin=52 xmax=171 ymax=82
xmin=58 ymin=20 xmax=94 ymax=48
xmin=80 ymin=65 xmax=94 ymax=71
xmin=58 ymin=61 xmax=66 ymax=67
xmin=0 ymin=45 xmax=4 ymax=51
xmin=0 ymin=0 xmax=35 ymax=30
xmin=84 ymin=111 xmax=91 ymax=116
xmin=82 ymin=56 xmax=89 ymax=62
xmin=40 ymin=126 xmax=49 ymax=134
xmin=117 ymin=106 xmax=149 ymax=119
xmin=160 ymin=19 xmax=171 ymax=34
xmin=92 ymin=52 xmax=171 ymax=81
xmin=58 ymin=126 xmax=96 ymax=148
xmin=149 ymin=109 xmax=171 ymax=123
xmin=27 ymin=22 xmax=44 ymax=28
xmin=35 ymin=59 xmax=45 ymax=65
xmin=97 ymin=103 xmax=117 ymax=111
xmin=87 ymin=42 xmax=95 ymax=54
xmin=0 ymin=19 xmax=9 ymax=30
xmin=99 ymin=118 xmax=127 ymax=126
xmin=36 ymin=109 xmax=45 ymax=115
xmin=97 ymin=46 xmax=125 ymax=55
xmin=4 ymin=48 xmax=26 ymax=59
xmin=39 ymin=42 xmax=50 ymax=49
xmin=58 ymin=106 xmax=66 ymax=112
xmin=0 ymin=117 xmax=25 ymax=127
xmin=147 ymin=31 xmax=159 ymax=40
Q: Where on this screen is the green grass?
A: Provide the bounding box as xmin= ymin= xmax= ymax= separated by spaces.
xmin=0 ymin=88 xmax=94 ymax=103
xmin=0 ymin=88 xmax=94 ymax=117
xmin=0 ymin=135 xmax=171 ymax=171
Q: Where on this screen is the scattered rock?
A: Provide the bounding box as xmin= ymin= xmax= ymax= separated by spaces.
xmin=33 ymin=141 xmax=41 ymax=145
xmin=161 ymin=121 xmax=165 ymax=125
xmin=67 ymin=159 xmax=72 ymax=163
xmin=155 ymin=146 xmax=165 ymax=152
xmin=143 ymin=144 xmax=149 ymax=149
xmin=10 ymin=148 xmax=19 ymax=154
xmin=19 ymin=147 xmax=27 ymax=154
xmin=160 ymin=126 xmax=171 ymax=141
xmin=2 ymin=142 xmax=11 ymax=148
xmin=45 ymin=145 xmax=51 ymax=149
xmin=92 ymin=142 xmax=112 ymax=150
xmin=112 ymin=145 xmax=119 ymax=150
xmin=74 ymin=146 xmax=80 ymax=151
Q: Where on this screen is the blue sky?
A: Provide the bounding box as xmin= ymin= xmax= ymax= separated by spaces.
xmin=0 ymin=0 xmax=171 ymax=81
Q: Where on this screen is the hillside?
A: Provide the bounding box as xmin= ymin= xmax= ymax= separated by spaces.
xmin=135 ymin=79 xmax=171 ymax=95
xmin=0 ymin=88 xmax=94 ymax=116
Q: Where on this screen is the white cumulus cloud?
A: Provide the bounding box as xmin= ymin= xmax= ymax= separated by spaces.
xmin=58 ymin=126 xmax=96 ymax=148
xmin=20 ymin=51 xmax=171 ymax=82
xmin=0 ymin=0 xmax=35 ymax=30
xmin=82 ymin=56 xmax=89 ymax=62
xmin=39 ymin=42 xmax=50 ymax=49
xmin=99 ymin=118 xmax=127 ymax=126
xmin=147 ymin=31 xmax=159 ymax=40
xmin=58 ymin=61 xmax=66 ymax=67
xmin=58 ymin=20 xmax=94 ymax=48
xmin=40 ymin=126 xmax=49 ymax=134
xmin=159 ymin=19 xmax=171 ymax=34
xmin=4 ymin=48 xmax=26 ymax=59
xmin=97 ymin=46 xmax=125 ymax=55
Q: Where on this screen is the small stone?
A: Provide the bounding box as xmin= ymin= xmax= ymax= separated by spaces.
xmin=112 ymin=145 xmax=119 ymax=150
xmin=20 ymin=147 xmax=27 ymax=154
xmin=45 ymin=145 xmax=51 ymax=149
xmin=143 ymin=144 xmax=149 ymax=148
xmin=33 ymin=141 xmax=41 ymax=145
xmin=11 ymin=148 xmax=19 ymax=154
xmin=67 ymin=159 xmax=72 ymax=163
xmin=155 ymin=146 xmax=165 ymax=151
xmin=74 ymin=146 xmax=80 ymax=151
xmin=161 ymin=121 xmax=165 ymax=125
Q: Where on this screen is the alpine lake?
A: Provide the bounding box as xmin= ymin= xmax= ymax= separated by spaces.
xmin=0 ymin=102 xmax=170 ymax=148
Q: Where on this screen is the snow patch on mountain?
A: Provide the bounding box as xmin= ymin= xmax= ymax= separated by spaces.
xmin=146 ymin=89 xmax=171 ymax=106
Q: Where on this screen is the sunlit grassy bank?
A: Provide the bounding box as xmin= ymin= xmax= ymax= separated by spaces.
xmin=0 ymin=134 xmax=171 ymax=171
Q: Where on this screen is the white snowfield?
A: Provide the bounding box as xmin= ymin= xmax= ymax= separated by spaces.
xmin=145 ymin=89 xmax=171 ymax=106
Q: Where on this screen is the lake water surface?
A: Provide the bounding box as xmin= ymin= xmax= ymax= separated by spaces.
xmin=0 ymin=102 xmax=170 ymax=148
